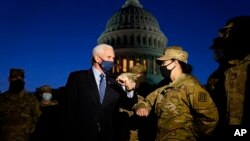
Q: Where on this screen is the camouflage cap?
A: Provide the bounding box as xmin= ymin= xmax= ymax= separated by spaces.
xmin=39 ymin=85 xmax=52 ymax=93
xmin=130 ymin=63 xmax=146 ymax=74
xmin=156 ymin=46 xmax=188 ymax=64
xmin=9 ymin=68 xmax=25 ymax=78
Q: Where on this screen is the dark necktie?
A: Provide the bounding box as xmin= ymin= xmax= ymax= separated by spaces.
xmin=99 ymin=74 xmax=106 ymax=103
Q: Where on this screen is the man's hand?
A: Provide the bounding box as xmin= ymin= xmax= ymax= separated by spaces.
xmin=116 ymin=73 xmax=136 ymax=91
xmin=136 ymin=108 xmax=149 ymax=117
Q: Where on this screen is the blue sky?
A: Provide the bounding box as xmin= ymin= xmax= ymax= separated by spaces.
xmin=1 ymin=0 xmax=250 ymax=92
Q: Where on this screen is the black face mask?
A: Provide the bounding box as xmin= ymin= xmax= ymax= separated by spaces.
xmin=9 ymin=79 xmax=25 ymax=94
xmin=160 ymin=66 xmax=171 ymax=79
xmin=160 ymin=62 xmax=175 ymax=80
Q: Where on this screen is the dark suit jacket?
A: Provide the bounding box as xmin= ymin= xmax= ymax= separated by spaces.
xmin=62 ymin=69 xmax=130 ymax=141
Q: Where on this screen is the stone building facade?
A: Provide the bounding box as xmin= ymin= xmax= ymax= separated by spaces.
xmin=98 ymin=0 xmax=167 ymax=84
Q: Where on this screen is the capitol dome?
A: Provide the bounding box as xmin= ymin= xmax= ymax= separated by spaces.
xmin=98 ymin=0 xmax=167 ymax=84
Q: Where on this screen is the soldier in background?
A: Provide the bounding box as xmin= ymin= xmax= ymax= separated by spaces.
xmin=36 ymin=85 xmax=59 ymax=106
xmin=0 ymin=68 xmax=41 ymax=141
xmin=129 ymin=63 xmax=157 ymax=141
xmin=30 ymin=85 xmax=61 ymax=141
xmin=114 ymin=63 xmax=156 ymax=141
xmin=134 ymin=46 xmax=219 ymax=141
xmin=205 ymin=38 xmax=232 ymax=140
xmin=207 ymin=15 xmax=250 ymax=140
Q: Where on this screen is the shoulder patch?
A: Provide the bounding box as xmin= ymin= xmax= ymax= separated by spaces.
xmin=198 ymin=92 xmax=207 ymax=102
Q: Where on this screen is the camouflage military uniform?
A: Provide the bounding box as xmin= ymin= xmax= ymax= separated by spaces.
xmin=134 ymin=74 xmax=219 ymax=141
xmin=0 ymin=90 xmax=41 ymax=141
xmin=225 ymin=54 xmax=250 ymax=125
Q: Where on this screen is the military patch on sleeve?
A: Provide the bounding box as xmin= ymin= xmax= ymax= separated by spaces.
xmin=198 ymin=92 xmax=207 ymax=102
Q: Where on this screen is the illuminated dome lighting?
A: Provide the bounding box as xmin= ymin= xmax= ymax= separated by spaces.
xmin=98 ymin=0 xmax=167 ymax=84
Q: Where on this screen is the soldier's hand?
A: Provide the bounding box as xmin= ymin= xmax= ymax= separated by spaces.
xmin=136 ymin=108 xmax=149 ymax=117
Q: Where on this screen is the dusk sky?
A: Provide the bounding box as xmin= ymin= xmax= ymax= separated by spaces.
xmin=1 ymin=0 xmax=250 ymax=92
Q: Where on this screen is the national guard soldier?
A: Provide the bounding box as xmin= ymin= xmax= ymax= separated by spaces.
xmin=206 ymin=16 xmax=250 ymax=140
xmin=221 ymin=16 xmax=250 ymax=127
xmin=115 ymin=63 xmax=157 ymax=141
xmin=0 ymin=68 xmax=41 ymax=141
xmin=133 ymin=46 xmax=219 ymax=141
xmin=205 ymin=37 xmax=232 ymax=141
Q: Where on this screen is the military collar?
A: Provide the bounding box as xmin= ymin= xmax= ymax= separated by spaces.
xmin=8 ymin=90 xmax=26 ymax=97
xmin=169 ymin=74 xmax=187 ymax=87
xmin=228 ymin=54 xmax=250 ymax=65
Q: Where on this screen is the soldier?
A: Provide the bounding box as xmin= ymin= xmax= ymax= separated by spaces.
xmin=205 ymin=38 xmax=232 ymax=140
xmin=129 ymin=63 xmax=158 ymax=141
xmin=38 ymin=85 xmax=58 ymax=106
xmin=133 ymin=46 xmax=219 ymax=141
xmin=206 ymin=16 xmax=250 ymax=140
xmin=114 ymin=63 xmax=157 ymax=141
xmin=30 ymin=85 xmax=61 ymax=141
xmin=222 ymin=16 xmax=250 ymax=127
xmin=0 ymin=68 xmax=41 ymax=141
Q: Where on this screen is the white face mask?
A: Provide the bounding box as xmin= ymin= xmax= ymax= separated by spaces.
xmin=42 ymin=92 xmax=52 ymax=101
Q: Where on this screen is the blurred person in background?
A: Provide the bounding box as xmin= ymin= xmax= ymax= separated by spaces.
xmin=114 ymin=63 xmax=157 ymax=141
xmin=206 ymin=15 xmax=250 ymax=140
xmin=30 ymin=85 xmax=62 ymax=141
xmin=0 ymin=68 xmax=41 ymax=141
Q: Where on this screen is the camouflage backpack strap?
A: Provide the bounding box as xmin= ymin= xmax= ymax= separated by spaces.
xmin=158 ymin=85 xmax=171 ymax=95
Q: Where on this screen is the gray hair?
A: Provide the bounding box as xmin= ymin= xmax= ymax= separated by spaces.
xmin=92 ymin=44 xmax=113 ymax=57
